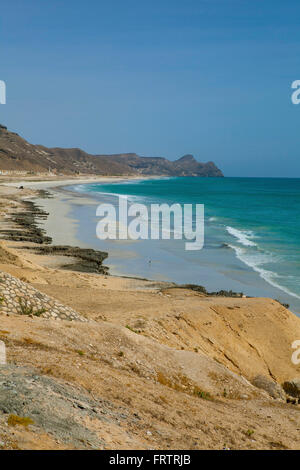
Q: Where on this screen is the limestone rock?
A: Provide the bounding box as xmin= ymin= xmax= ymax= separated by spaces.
xmin=252 ymin=375 xmax=286 ymax=400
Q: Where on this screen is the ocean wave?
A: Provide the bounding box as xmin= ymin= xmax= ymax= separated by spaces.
xmin=226 ymin=226 xmax=257 ymax=247
xmin=67 ymin=184 xmax=88 ymax=192
xmin=94 ymin=191 xmax=141 ymax=201
xmin=228 ymin=244 xmax=300 ymax=300
xmin=83 ymin=187 xmax=145 ymax=203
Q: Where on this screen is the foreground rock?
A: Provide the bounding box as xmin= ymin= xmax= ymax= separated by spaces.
xmin=26 ymin=245 xmax=109 ymax=274
xmin=1 ymin=310 xmax=300 ymax=449
xmin=283 ymin=379 xmax=300 ymax=398
xmin=0 ymin=199 xmax=52 ymax=245
xmin=252 ymin=375 xmax=286 ymax=401
xmin=0 ymin=364 xmax=132 ymax=449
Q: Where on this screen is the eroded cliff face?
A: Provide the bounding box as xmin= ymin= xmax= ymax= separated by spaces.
xmin=0 ymin=124 xmax=223 ymax=176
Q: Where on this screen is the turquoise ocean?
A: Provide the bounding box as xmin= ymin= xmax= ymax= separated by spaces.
xmin=65 ymin=177 xmax=300 ymax=315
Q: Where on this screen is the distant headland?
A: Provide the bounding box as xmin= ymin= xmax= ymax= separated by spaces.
xmin=0 ymin=124 xmax=223 ymax=177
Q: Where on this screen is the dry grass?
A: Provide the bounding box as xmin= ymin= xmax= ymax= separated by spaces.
xmin=7 ymin=415 xmax=34 ymax=428
xmin=157 ymin=371 xmax=213 ymax=400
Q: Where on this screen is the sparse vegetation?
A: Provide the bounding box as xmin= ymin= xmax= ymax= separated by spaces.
xmin=7 ymin=415 xmax=34 ymax=427
xmin=157 ymin=371 xmax=213 ymax=400
xmin=75 ymin=350 xmax=85 ymax=356
xmin=33 ymin=308 xmax=47 ymax=317
xmin=18 ymin=297 xmax=46 ymax=317
xmin=18 ymin=299 xmax=34 ymax=315
xmin=126 ymin=325 xmax=140 ymax=334
xmin=193 ymin=387 xmax=212 ymax=400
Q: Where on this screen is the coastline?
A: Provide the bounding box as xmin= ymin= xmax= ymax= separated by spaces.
xmin=1 ymin=174 xmax=298 ymax=313
xmin=2 ymin=0 xmax=300 ymax=451
xmin=0 ymin=176 xmax=300 ymax=449
xmin=24 ymin=176 xmax=300 ymax=314
xmin=1 ymin=175 xmax=146 ymax=247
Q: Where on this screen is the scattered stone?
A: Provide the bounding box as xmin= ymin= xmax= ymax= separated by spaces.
xmin=240 ymin=394 xmax=249 ymax=400
xmin=165 ymin=284 xmax=244 ymax=298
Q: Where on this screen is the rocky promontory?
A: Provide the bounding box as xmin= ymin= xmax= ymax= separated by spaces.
xmin=0 ymin=124 xmax=223 ymax=177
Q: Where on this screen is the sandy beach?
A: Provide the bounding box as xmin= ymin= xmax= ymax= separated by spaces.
xmin=1 ymin=175 xmax=157 ymax=247
xmin=0 ymin=176 xmax=299 ymax=449
xmin=19 ymin=176 xmax=300 ymax=314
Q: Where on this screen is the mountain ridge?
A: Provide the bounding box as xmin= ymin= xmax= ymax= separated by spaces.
xmin=0 ymin=124 xmax=223 ymax=177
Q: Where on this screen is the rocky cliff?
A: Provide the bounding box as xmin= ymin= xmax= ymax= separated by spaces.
xmin=0 ymin=125 xmax=223 ymax=176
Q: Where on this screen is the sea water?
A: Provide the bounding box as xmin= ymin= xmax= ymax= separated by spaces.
xmin=66 ymin=177 xmax=300 ymax=314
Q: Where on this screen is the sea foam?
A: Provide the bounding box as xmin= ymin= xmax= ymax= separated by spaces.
xmin=228 ymin=244 xmax=300 ymax=300
xmin=226 ymin=226 xmax=257 ymax=247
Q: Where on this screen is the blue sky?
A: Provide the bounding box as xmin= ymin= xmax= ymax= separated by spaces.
xmin=1 ymin=0 xmax=300 ymax=176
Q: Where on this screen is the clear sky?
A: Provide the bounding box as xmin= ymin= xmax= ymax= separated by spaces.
xmin=1 ymin=0 xmax=300 ymax=176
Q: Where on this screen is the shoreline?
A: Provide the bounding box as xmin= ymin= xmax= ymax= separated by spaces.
xmin=0 ymin=174 xmax=298 ymax=312
xmin=30 ymin=180 xmax=250 ymax=298
xmin=44 ymin=178 xmax=300 ymax=313
xmin=0 ymin=175 xmax=142 ymax=247
xmin=0 ymin=175 xmax=249 ymax=297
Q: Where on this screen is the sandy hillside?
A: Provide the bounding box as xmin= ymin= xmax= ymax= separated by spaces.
xmin=0 ymin=237 xmax=299 ymax=450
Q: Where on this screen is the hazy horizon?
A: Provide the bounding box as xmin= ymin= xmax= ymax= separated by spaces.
xmin=1 ymin=0 xmax=300 ymax=177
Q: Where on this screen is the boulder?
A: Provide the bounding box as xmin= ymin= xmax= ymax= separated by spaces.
xmin=282 ymin=379 xmax=300 ymax=398
xmin=252 ymin=375 xmax=285 ymax=400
